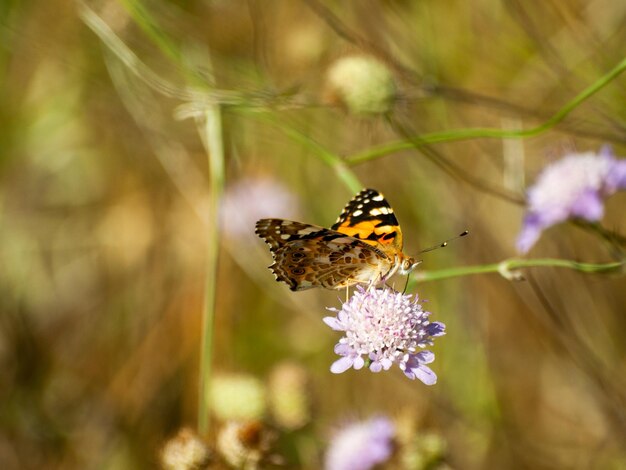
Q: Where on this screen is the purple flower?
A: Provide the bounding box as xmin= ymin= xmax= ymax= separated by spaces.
xmin=221 ymin=177 xmax=301 ymax=239
xmin=324 ymin=417 xmax=395 ymax=470
xmin=323 ymin=287 xmax=446 ymax=385
xmin=517 ymin=148 xmax=626 ymax=253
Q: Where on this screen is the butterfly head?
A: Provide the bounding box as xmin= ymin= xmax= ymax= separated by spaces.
xmin=399 ymin=255 xmax=421 ymax=275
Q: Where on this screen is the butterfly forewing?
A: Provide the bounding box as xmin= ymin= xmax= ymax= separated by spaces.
xmin=331 ymin=188 xmax=404 ymax=254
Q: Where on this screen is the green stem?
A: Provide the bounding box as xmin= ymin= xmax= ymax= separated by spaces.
xmin=84 ymin=0 xmax=225 ymax=436
xmin=408 ymin=258 xmax=624 ymax=288
xmin=255 ymin=114 xmax=363 ymax=194
xmin=197 ymin=103 xmax=225 ymax=435
xmin=348 ymin=56 xmax=626 ymax=165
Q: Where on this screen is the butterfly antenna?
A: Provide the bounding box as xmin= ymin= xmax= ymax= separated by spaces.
xmin=418 ymin=230 xmax=469 ymax=254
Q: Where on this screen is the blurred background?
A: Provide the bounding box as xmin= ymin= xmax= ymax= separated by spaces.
xmin=1 ymin=0 xmax=625 ymax=468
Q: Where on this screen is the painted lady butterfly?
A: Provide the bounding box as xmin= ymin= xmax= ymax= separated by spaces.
xmin=255 ymin=188 xmax=418 ymax=291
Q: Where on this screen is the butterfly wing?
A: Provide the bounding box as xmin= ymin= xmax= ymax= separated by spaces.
xmin=331 ymin=188 xmax=404 ymax=255
xmin=255 ymin=219 xmax=391 ymax=291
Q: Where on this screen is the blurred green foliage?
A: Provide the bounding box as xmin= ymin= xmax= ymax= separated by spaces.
xmin=1 ymin=0 xmax=625 ymax=468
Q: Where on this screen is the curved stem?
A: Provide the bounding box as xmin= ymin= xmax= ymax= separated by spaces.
xmin=257 ymin=114 xmax=363 ymax=194
xmin=348 ymin=56 xmax=626 ymax=165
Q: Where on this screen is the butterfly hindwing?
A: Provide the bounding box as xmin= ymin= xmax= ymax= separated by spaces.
xmin=256 ymin=220 xmax=391 ymax=291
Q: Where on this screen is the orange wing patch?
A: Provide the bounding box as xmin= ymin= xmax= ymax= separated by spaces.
xmin=331 ymin=189 xmax=404 ymax=253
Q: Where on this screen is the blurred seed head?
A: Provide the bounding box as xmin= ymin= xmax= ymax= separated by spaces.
xmin=210 ymin=373 xmax=267 ymax=422
xmin=325 ymin=55 xmax=397 ymax=116
xmin=216 ymin=420 xmax=277 ymax=470
xmin=160 ymin=428 xmax=211 ymax=470
xmin=267 ymin=361 xmax=311 ymax=430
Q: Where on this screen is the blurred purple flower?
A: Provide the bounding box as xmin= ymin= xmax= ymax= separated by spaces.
xmin=323 ymin=287 xmax=445 ymax=385
xmin=517 ymin=148 xmax=626 ymax=253
xmin=221 ymin=177 xmax=301 ymax=239
xmin=324 ymin=417 xmax=395 ymax=470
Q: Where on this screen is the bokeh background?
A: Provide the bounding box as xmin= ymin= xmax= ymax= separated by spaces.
xmin=1 ymin=1 xmax=625 ymax=468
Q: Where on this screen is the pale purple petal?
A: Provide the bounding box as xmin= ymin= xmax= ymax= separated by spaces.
xmin=516 ymin=149 xmax=625 ymax=253
xmin=516 ymin=214 xmax=544 ymax=254
xmin=404 ymin=352 xmax=437 ymax=384
xmin=334 ymin=343 xmax=351 ymax=355
xmin=353 ymin=356 xmax=365 ymax=370
xmin=324 ymin=417 xmax=395 ymax=470
xmin=406 ymin=364 xmax=438 ymax=385
xmin=606 ymin=159 xmax=626 ymax=191
xmin=380 ymin=358 xmax=393 ymax=370
xmin=324 ymin=316 xmax=345 ymax=331
xmin=425 ymin=322 xmax=446 ymax=337
xmin=570 ymin=189 xmax=604 ymax=220
xmin=331 ymin=356 xmax=355 ymax=374
xmin=413 ymin=350 xmax=435 ymax=364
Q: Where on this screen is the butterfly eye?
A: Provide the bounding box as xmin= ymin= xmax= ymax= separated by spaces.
xmin=401 ymin=258 xmax=418 ymax=273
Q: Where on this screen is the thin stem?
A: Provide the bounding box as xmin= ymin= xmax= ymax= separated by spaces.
xmin=197 ymin=103 xmax=225 ymax=435
xmin=408 ymin=258 xmax=624 ymax=288
xmin=118 ymin=0 xmax=181 ymax=64
xmin=256 ymin=114 xmax=363 ymax=194
xmin=348 ymin=56 xmax=626 ymax=165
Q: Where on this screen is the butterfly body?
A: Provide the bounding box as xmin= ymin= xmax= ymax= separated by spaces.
xmin=255 ymin=189 xmax=418 ymax=291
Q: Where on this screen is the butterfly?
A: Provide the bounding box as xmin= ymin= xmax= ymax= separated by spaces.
xmin=255 ymin=188 xmax=419 ymax=291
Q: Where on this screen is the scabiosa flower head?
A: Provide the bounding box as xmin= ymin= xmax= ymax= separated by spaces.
xmin=517 ymin=148 xmax=626 ymax=253
xmin=326 ymin=55 xmax=397 ymax=116
xmin=323 ymin=287 xmax=446 ymax=385
xmin=325 ymin=417 xmax=395 ymax=470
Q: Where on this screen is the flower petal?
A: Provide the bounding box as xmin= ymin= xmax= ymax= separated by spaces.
xmin=425 ymin=322 xmax=446 ymax=337
xmin=334 ymin=343 xmax=351 ymax=355
xmin=330 ymin=356 xmax=354 ymax=374
xmin=353 ymin=355 xmax=365 ymax=370
xmin=516 ymin=213 xmax=544 ymax=254
xmin=414 ymin=350 xmax=435 ymax=364
xmin=408 ymin=364 xmax=438 ymax=385
xmin=323 ymin=316 xmax=345 ymax=331
xmin=570 ymin=189 xmax=604 ymax=221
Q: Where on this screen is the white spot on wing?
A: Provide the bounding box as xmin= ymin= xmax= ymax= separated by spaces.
xmin=372 ymin=194 xmax=384 ymax=201
xmin=352 ymin=209 xmax=363 ymax=217
xmin=297 ymin=227 xmax=320 ymax=235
